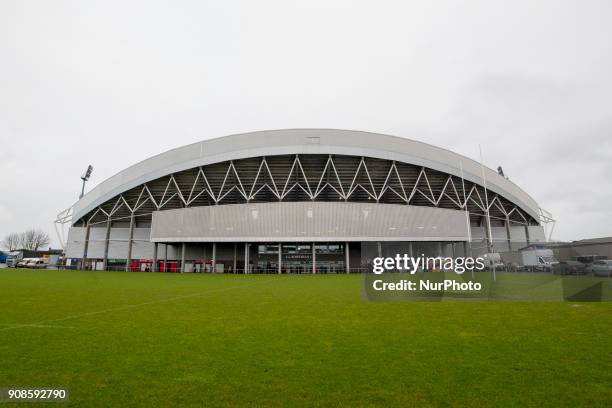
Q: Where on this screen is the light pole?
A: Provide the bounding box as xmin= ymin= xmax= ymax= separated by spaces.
xmin=80 ymin=165 xmax=93 ymax=199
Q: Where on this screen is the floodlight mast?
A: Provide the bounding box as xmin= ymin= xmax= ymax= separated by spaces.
xmin=80 ymin=165 xmax=93 ymax=199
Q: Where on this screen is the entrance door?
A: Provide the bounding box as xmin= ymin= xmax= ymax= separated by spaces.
xmin=282 ymin=243 xmax=312 ymax=274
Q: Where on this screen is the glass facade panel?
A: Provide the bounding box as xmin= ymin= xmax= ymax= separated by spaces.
xmin=283 ymin=244 xmax=297 ymax=254
xmin=296 ymin=244 xmax=312 ymax=253
xmin=258 ymin=244 xmax=279 ymax=254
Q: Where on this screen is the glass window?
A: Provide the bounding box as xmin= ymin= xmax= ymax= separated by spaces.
xmin=258 ymin=244 xmax=279 ymax=254
xmin=314 ymin=243 xmax=345 ymax=254
xmin=283 ymin=244 xmax=296 ymax=254
xmin=328 ymin=244 xmax=342 ymax=253
xmin=297 ymin=244 xmax=312 ymax=253
xmin=315 ymin=243 xmax=328 ymax=253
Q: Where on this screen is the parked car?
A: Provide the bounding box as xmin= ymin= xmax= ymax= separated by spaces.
xmin=25 ymin=259 xmax=38 ymax=268
xmin=574 ymin=255 xmax=608 ymax=264
xmin=16 ymin=258 xmax=34 ymax=268
xmin=483 ymin=253 xmax=505 ymax=271
xmin=553 ymin=260 xmax=587 ymax=275
xmin=586 ymin=260 xmax=612 ymax=277
xmin=24 ymin=258 xmax=49 ymax=269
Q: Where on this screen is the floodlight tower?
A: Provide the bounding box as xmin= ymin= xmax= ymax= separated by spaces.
xmin=80 ymin=165 xmax=94 ymax=199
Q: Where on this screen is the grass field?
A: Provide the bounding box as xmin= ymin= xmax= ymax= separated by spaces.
xmin=0 ymin=269 xmax=610 ymax=407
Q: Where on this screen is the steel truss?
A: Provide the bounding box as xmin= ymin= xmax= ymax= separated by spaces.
xmin=65 ymin=154 xmax=541 ymax=230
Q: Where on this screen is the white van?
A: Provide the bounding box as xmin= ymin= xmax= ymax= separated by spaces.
xmin=25 ymin=258 xmax=49 ymax=269
xmin=17 ymin=258 xmax=34 ymax=268
xmin=521 ymin=248 xmax=558 ymax=271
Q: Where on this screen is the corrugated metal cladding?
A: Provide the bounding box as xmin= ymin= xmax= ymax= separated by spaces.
xmin=150 ymin=202 xmax=469 ymax=242
xmin=65 ymin=227 xmax=156 ymax=259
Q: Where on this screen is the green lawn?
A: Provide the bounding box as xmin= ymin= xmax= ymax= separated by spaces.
xmin=0 ymin=269 xmax=610 ymax=407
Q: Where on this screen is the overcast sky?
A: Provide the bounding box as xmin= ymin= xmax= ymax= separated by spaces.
xmin=1 ymin=0 xmax=611 ymax=247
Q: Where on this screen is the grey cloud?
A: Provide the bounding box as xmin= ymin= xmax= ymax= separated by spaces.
xmin=1 ymin=0 xmax=611 ymax=245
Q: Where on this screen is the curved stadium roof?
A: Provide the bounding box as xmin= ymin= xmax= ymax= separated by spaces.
xmin=71 ymin=129 xmax=541 ymax=226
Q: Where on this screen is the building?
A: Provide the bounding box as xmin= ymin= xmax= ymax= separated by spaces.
xmin=59 ymin=129 xmax=549 ymax=272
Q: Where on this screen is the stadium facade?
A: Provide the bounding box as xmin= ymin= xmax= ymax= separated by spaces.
xmin=59 ymin=129 xmax=549 ymax=273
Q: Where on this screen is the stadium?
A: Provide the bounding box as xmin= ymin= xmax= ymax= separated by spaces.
xmin=59 ymin=129 xmax=549 ymax=273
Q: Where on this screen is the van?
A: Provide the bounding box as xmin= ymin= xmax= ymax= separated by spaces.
xmin=16 ymin=258 xmax=33 ymax=268
xmin=521 ymin=249 xmax=558 ymax=271
xmin=25 ymin=258 xmax=49 ymax=269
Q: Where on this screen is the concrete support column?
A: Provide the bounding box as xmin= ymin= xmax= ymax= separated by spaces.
xmin=524 ymin=224 xmax=531 ymax=245
xmin=102 ymin=219 xmax=111 ymax=271
xmin=125 ymin=215 xmax=135 ymax=272
xmin=437 ymin=242 xmax=443 ymax=257
xmin=463 ymin=209 xmax=474 ymax=258
xmin=484 ymin=213 xmax=493 ymax=253
xmin=233 ymin=243 xmax=237 ymax=274
xmin=278 ymin=243 xmax=282 ymax=274
xmin=464 ymin=232 xmax=473 ymax=257
xmin=212 ymin=243 xmax=217 ymax=273
xmin=81 ymin=223 xmax=91 ymax=270
xmin=163 ymin=244 xmax=168 ymax=272
xmin=345 ymin=242 xmax=350 ymax=274
xmin=153 ymin=242 xmax=158 ymax=272
xmin=377 ymin=242 xmax=382 ymax=258
xmin=312 ymin=243 xmax=316 ymax=274
xmin=181 ymin=243 xmax=186 ymax=273
xmin=505 ymin=217 xmax=512 ymax=252
xmin=409 ymin=242 xmax=414 ymax=258
xmin=244 ymin=243 xmax=249 ymax=274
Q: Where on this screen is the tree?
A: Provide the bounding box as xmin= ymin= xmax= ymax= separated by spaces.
xmin=19 ymin=229 xmax=50 ymax=251
xmin=1 ymin=233 xmax=21 ymax=251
